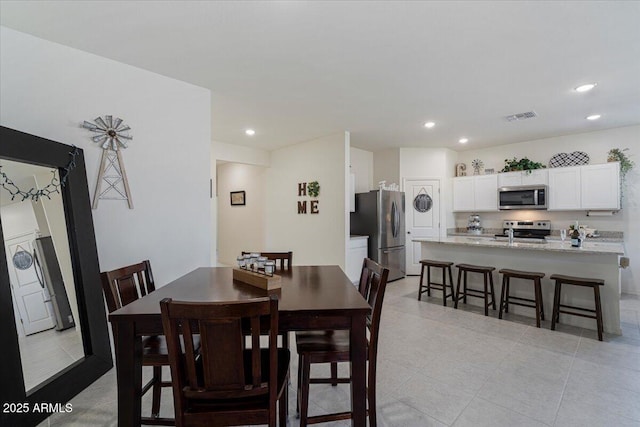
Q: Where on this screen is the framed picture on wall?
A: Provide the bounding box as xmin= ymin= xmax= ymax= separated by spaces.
xmin=230 ymin=190 xmax=246 ymax=206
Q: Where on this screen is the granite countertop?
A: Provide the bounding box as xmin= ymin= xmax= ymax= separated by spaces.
xmin=414 ymin=236 xmax=625 ymax=255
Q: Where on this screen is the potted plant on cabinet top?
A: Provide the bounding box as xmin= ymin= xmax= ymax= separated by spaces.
xmin=607 ymin=148 xmax=634 ymax=180
xmin=501 ymin=157 xmax=546 ymax=174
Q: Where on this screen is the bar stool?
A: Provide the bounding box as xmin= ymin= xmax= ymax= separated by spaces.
xmin=550 ymin=274 xmax=605 ymax=341
xmin=454 ymin=264 xmax=496 ymax=316
xmin=418 ymin=260 xmax=456 ymax=306
xmin=498 ymin=269 xmax=545 ymax=327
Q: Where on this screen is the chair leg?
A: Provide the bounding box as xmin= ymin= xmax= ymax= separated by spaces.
xmin=463 ymin=271 xmax=468 ymax=304
xmin=426 ymin=265 xmax=432 ymax=297
xmin=448 ymin=266 xmax=455 ymax=304
xmin=330 ymin=362 xmax=338 ymax=386
xmin=279 ymin=374 xmax=288 ymax=427
xmin=299 ymin=355 xmax=311 ymax=427
xmin=538 ymin=279 xmax=545 ymax=321
xmin=296 ymin=354 xmax=303 ymax=417
xmin=441 ymin=267 xmax=447 ymax=307
xmin=483 ymin=272 xmax=489 ymax=316
xmin=455 ymin=269 xmax=463 ymax=309
xmin=504 ymin=279 xmax=510 ymax=313
xmin=499 ymin=275 xmax=507 ymax=319
xmin=594 ymin=285 xmax=604 ymax=341
xmin=418 ymin=263 xmax=425 ymax=301
xmin=368 ymin=359 xmax=377 ymax=427
xmin=534 ymin=279 xmax=542 ymax=328
xmin=151 ymin=366 xmax=162 ymax=418
xmin=489 ymin=272 xmax=497 ymax=310
xmin=551 ymin=280 xmax=561 ymax=331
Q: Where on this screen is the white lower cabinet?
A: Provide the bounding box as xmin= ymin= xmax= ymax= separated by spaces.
xmin=347 ymin=236 xmax=368 ymax=283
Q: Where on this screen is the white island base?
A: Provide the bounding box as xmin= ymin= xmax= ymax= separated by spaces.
xmin=417 ymin=238 xmax=623 ymax=335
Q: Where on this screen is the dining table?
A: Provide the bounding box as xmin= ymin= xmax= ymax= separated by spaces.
xmin=108 ymin=265 xmax=372 ymax=426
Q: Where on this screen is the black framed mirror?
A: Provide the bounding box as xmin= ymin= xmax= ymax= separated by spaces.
xmin=0 ymin=126 xmax=113 ymax=427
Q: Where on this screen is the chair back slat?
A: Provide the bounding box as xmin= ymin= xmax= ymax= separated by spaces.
xmin=101 ymin=260 xmax=155 ymax=312
xmin=160 ymin=297 xmax=278 ymax=402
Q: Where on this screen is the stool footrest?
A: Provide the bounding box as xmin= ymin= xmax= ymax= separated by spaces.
xmin=558 ymin=304 xmax=597 ymax=319
xmin=503 ymin=299 xmax=537 ymax=310
xmin=457 ymin=288 xmax=493 ymax=306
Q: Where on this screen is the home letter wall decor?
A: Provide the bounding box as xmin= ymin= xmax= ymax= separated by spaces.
xmin=297 ymin=181 xmax=320 ymax=214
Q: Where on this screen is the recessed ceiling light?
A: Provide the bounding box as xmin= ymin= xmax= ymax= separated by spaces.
xmin=245 ymin=129 xmax=256 ymax=136
xmin=424 ymin=121 xmax=435 ymax=129
xmin=459 ymin=138 xmax=468 ymax=144
xmin=586 ymin=114 xmax=601 ymax=121
xmin=574 ymin=83 xmax=597 ymax=92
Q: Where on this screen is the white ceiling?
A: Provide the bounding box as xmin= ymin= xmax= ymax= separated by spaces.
xmin=1 ymin=1 xmax=639 ymax=153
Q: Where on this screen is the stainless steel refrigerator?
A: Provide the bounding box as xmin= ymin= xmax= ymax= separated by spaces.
xmin=350 ymin=190 xmax=406 ymax=281
xmin=33 ymin=236 xmax=75 ymax=331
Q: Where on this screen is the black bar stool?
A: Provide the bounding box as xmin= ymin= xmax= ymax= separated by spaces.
xmin=454 ymin=264 xmax=496 ymax=316
xmin=498 ymin=269 xmax=545 ymax=327
xmin=550 ymin=274 xmax=605 ymax=341
xmin=418 ymin=260 xmax=455 ymax=306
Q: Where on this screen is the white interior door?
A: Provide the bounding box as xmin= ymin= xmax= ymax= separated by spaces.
xmin=5 ymin=232 xmax=56 ymax=336
xmin=404 ymin=179 xmax=440 ymax=275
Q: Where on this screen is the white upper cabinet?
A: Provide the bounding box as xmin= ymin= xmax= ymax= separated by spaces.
xmin=497 ymin=169 xmax=548 ymax=187
xmin=548 ymin=166 xmax=581 ymax=210
xmin=581 ymin=163 xmax=620 ymax=210
xmin=548 ymin=163 xmax=620 ymax=211
xmin=453 ymin=174 xmax=498 ymax=212
xmin=452 ymin=177 xmax=475 ymax=212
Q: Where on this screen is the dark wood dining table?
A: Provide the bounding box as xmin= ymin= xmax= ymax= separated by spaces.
xmin=108 ymin=265 xmax=372 ymax=426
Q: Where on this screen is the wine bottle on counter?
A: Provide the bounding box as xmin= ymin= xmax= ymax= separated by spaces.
xmin=570 ymin=227 xmax=581 ymax=247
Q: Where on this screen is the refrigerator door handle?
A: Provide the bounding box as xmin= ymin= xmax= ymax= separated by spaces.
xmin=391 ymin=201 xmax=399 ymax=238
xmin=33 ymin=248 xmax=46 ymax=289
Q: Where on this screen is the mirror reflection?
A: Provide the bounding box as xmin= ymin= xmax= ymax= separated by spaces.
xmin=0 ymin=158 xmax=84 ymax=394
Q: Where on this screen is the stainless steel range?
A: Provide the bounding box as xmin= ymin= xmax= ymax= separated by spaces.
xmin=495 ymin=220 xmax=551 ymax=240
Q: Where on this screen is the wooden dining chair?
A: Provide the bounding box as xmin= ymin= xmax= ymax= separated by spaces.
xmin=160 ymin=296 xmax=290 ymax=427
xmin=295 ymin=258 xmax=390 ymax=427
xmin=242 ymin=251 xmax=293 ymax=271
xmin=101 ymin=260 xmax=173 ymax=425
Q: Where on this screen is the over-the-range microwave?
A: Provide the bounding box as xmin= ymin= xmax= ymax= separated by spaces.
xmin=498 ymin=185 xmax=547 ymax=210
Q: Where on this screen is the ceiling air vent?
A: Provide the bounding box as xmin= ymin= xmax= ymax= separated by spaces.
xmin=505 ymin=111 xmax=538 ymax=122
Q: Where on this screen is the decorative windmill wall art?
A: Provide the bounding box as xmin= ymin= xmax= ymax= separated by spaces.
xmin=82 ymin=115 xmax=134 ymax=209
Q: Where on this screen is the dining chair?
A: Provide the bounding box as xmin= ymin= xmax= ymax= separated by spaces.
xmin=160 ymin=295 xmax=290 ymax=427
xmin=295 ymin=258 xmax=390 ymax=426
xmin=242 ymin=251 xmax=293 ymax=271
xmin=101 ymin=260 xmax=174 ymax=425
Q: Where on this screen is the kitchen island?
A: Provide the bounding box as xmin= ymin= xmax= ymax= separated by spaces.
xmin=414 ymin=236 xmax=625 ymax=334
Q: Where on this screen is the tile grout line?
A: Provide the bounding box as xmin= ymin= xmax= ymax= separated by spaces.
xmin=449 ymin=325 xmax=532 ymax=426
xmin=551 ymin=329 xmax=581 ymax=426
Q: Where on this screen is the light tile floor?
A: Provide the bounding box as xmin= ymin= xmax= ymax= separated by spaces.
xmin=37 ymin=277 xmax=640 ymax=426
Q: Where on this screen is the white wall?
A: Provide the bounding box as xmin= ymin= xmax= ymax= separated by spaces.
xmin=214 ymin=140 xmax=270 ymax=167
xmin=0 ymin=27 xmax=212 ymax=286
xmin=266 ymin=133 xmax=349 ymax=269
xmin=398 ymin=147 xmax=458 ymax=236
xmin=373 ymin=148 xmax=400 ymax=187
xmin=456 ymin=125 xmax=640 ymax=294
xmin=350 ymin=147 xmax=374 ymax=193
xmin=217 ymin=162 xmax=267 ymax=265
